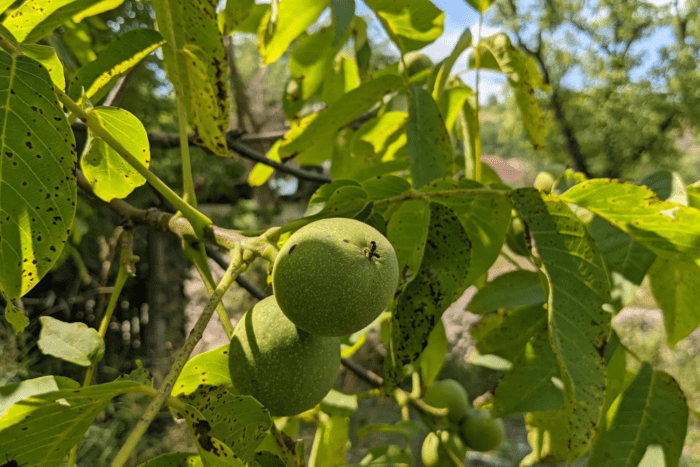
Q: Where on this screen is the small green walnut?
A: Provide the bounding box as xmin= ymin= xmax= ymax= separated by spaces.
xmin=399 ymin=52 xmax=434 ymax=78
xmin=505 ymin=211 xmax=531 ymax=257
xmin=534 ymin=171 xmax=555 ymax=193
xmin=424 ymin=379 xmax=471 ymax=424
xmin=228 ymin=296 xmax=340 ymax=416
xmin=460 ymin=409 xmax=506 ymax=452
xmin=421 ymin=430 xmax=467 ymax=467
xmin=272 ymin=218 xmax=399 ymax=336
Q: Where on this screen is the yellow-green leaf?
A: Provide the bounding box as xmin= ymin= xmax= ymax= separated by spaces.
xmin=3 ymin=301 xmax=28 ymax=334
xmin=172 ymin=344 xmax=232 ymax=397
xmin=364 ymin=0 xmax=444 ymax=53
xmin=218 ymin=0 xmax=254 ymax=36
xmin=37 ymin=316 xmax=105 ymax=366
xmin=81 ymin=107 xmax=150 ymax=201
xmin=21 ymin=44 xmax=64 ymax=90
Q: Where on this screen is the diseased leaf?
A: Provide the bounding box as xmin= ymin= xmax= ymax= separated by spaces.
xmin=490 ymin=329 xmax=564 ymax=417
xmin=0 ymin=381 xmax=141 ymax=465
xmin=258 ymin=0 xmax=329 ymax=64
xmin=588 ymin=364 xmax=688 ymax=467
xmin=21 ymin=44 xmax=64 ymax=90
xmin=648 ymin=257 xmax=700 ymax=347
xmin=38 ymin=316 xmax=105 ymax=366
xmin=279 ymin=74 xmax=404 ymax=159
xmin=172 ymin=344 xmax=232 ymax=397
xmin=179 ymin=403 xmax=245 ymax=466
xmin=81 ymin=107 xmax=150 ymax=201
xmin=407 ymin=85 xmax=453 ymax=188
xmin=467 ymin=270 xmax=546 ymax=315
xmin=0 ymin=51 xmax=77 ymax=300
xmin=181 ymin=386 xmax=272 ymax=463
xmin=510 ymin=188 xmax=612 ymax=460
xmin=386 ymin=199 xmax=430 ymax=290
xmin=68 ymin=29 xmax=164 ymax=103
xmin=3 ymin=0 xmax=122 ymax=43
xmin=421 ymin=179 xmax=511 ymax=287
xmin=152 ymin=0 xmax=229 ymax=157
xmin=472 ymin=34 xmax=546 ymax=149
xmin=364 ymin=0 xmax=444 ymax=53
xmin=562 ymin=179 xmax=700 ymax=263
xmin=385 ymin=202 xmax=471 ymax=388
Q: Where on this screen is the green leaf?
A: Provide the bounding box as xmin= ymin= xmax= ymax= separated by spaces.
xmin=419 ymin=319 xmax=448 ymax=388
xmin=357 ymin=420 xmax=420 ymax=441
xmin=433 ymin=27 xmax=472 ymax=99
xmin=21 ymin=44 xmax=64 ymax=90
xmin=226 ymin=3 xmax=269 ymax=34
xmin=648 ymin=257 xmax=700 ymax=347
xmin=319 ymin=389 xmax=358 ymax=417
xmin=362 ymin=175 xmax=411 ymax=202
xmin=290 ymin=29 xmax=335 ymax=101
xmin=3 ymin=0 xmax=122 ymax=43
xmin=687 ymin=185 xmax=700 ymax=210
xmin=406 ymin=85 xmax=453 ymax=188
xmin=522 ymin=410 xmax=570 ymax=465
xmin=218 ymin=0 xmax=254 ymax=36
xmin=0 ymin=51 xmax=77 ymax=300
xmin=642 ymin=170 xmax=688 ymax=205
xmin=438 ymin=85 xmax=472 ymax=132
xmin=279 ymin=74 xmax=404 ymax=159
xmin=0 ymin=376 xmax=79 ymax=418
xmin=322 ymin=55 xmax=360 ymax=105
xmin=588 ymin=216 xmax=656 ymax=312
xmin=350 ymin=111 xmax=408 ymax=162
xmin=588 ymin=364 xmax=688 ymax=467
xmin=309 ymin=413 xmax=350 ymax=467
xmin=421 ymin=179 xmax=511 ymax=287
xmin=138 ymin=453 xmax=203 ymax=467
xmin=387 ymin=199 xmax=430 ymax=290
xmin=331 ymin=0 xmax=355 ymax=46
xmin=81 ymin=106 xmax=150 ymax=201
xmin=467 ymin=270 xmax=546 ymax=315
xmin=71 ymin=0 xmax=125 ymax=23
xmin=152 ymin=0 xmax=229 ymax=157
xmin=462 ymin=0 xmax=495 ymax=13
xmin=3 ymin=301 xmax=28 ymax=334
xmin=0 ymin=381 xmax=141 ymax=465
xmin=0 ymin=1 xmax=15 ymax=16
xmin=181 ymin=386 xmax=272 ymax=463
xmin=473 ymin=34 xmax=546 ymax=149
xmin=470 ymin=303 xmax=547 ymax=361
xmin=253 ymin=452 xmax=285 ymax=467
xmin=561 ymin=179 xmax=700 ymax=263
xmin=364 ymin=0 xmax=444 ymax=53
xmin=258 ymin=0 xmax=329 ymax=64
xmin=490 ymin=329 xmax=564 ymax=417
xmin=385 ymin=202 xmax=471 ymax=388
xmin=68 ymin=29 xmax=164 ymax=103
xmin=37 ymin=316 xmax=104 ymax=366
xmin=179 ymin=403 xmax=245 ymax=467
xmin=172 ymin=344 xmax=232 ymax=397
xmin=510 ymin=188 xmax=612 ymax=460
xmin=248 ymin=140 xmax=281 ymax=187
xmin=305 ymin=179 xmax=362 ymax=215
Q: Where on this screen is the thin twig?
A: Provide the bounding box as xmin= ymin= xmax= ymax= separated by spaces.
xmin=205 ymin=245 xmax=270 ymax=300
xmin=341 ymin=358 xmax=384 ymax=387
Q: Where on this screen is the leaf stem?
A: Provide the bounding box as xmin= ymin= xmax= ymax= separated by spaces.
xmin=474 ymin=12 xmax=484 ymax=183
xmin=54 ymin=87 xmax=213 ymax=240
xmin=110 ymin=246 xmax=248 ymax=467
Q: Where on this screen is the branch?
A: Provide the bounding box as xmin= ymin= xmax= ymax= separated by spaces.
xmin=205 ymin=245 xmax=270 ymax=300
xmin=341 ymin=358 xmax=384 ymax=387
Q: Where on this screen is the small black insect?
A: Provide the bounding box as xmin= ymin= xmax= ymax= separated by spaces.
xmin=1 ymin=454 xmax=22 ymax=467
xmin=365 ymin=240 xmax=381 ymax=260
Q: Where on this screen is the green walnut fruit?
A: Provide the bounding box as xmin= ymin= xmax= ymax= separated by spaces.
xmin=228 ymin=296 xmax=340 ymax=416
xmin=534 ymin=171 xmax=555 ymax=193
xmin=460 ymin=409 xmax=506 ymax=452
xmin=272 ymin=217 xmax=399 ymax=336
xmin=400 ymin=52 xmax=434 ymax=77
xmin=424 ymin=379 xmax=470 ymax=424
xmin=421 ymin=430 xmax=467 ymax=467
xmin=505 ymin=212 xmax=531 ymax=257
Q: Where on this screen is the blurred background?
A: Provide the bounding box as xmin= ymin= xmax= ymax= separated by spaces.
xmin=1 ymin=0 xmax=699 ymax=465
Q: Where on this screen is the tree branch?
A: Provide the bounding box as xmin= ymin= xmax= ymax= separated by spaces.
xmin=205 ymin=245 xmax=270 ymax=300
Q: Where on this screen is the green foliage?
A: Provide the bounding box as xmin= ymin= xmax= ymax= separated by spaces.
xmin=38 ymin=316 xmax=104 ymax=366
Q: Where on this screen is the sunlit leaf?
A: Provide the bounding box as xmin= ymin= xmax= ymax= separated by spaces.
xmin=470 ymin=302 xmax=547 ymax=360
xmin=433 ymin=27 xmax=472 ymax=99
xmin=172 ymin=344 xmax=232 ymax=397
xmin=3 ymin=301 xmax=28 ymax=334
xmin=38 ymin=316 xmax=104 ymax=367
xmin=218 ymin=0 xmax=255 ymax=36
xmin=81 ymin=107 xmax=150 ymax=201
xmin=0 ymin=51 xmax=77 ymax=300
xmin=322 ymin=55 xmax=360 ymax=105
xmin=387 ymin=198 xmax=430 ymax=290
xmin=364 ymin=0 xmax=444 ymax=53
xmin=467 ymin=270 xmax=546 ymax=315
xmin=21 ymin=44 xmax=64 ymax=90
xmin=309 ymin=413 xmax=349 ymax=467
xmin=522 ymin=410 xmax=570 ymax=465
xmin=0 ymin=375 xmax=79 ymax=418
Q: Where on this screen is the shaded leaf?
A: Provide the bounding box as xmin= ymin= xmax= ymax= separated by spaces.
xmin=467 ymin=270 xmax=546 ymax=315
xmin=470 ymin=303 xmax=547 ymax=360
xmin=588 ymin=364 xmax=688 ymax=467
xmin=362 ymin=175 xmax=411 ymax=202
xmin=279 ymin=74 xmax=404 ymax=159
xmin=0 ymin=375 xmax=79 ymax=418
xmin=357 ymin=420 xmax=420 ymax=441
xmin=0 ymin=51 xmax=77 ymax=300
xmin=521 ymin=410 xmax=570 ymax=465
xmin=510 ymin=188 xmax=612 ymax=460
xmin=364 ymin=0 xmax=444 ymax=53
xmin=3 ymin=301 xmax=28 ymax=334
xmin=642 ymin=170 xmax=687 ymax=205
xmin=309 ymin=413 xmax=350 ymax=467
xmin=218 ymin=0 xmax=255 ymax=36
xmin=439 ymin=84 xmax=472 ymax=132
xmin=561 ymin=179 xmax=700 ymax=262
xmin=421 ymin=179 xmax=511 ymax=287
xmin=358 ymin=445 xmax=413 ymax=465
xmin=462 ymin=0 xmax=495 ymax=13
xmin=38 ymin=316 xmax=104 ymax=366
xmin=258 ymin=0 xmax=329 ymax=64
xmin=172 ymin=344 xmax=232 ymax=397
xmin=290 ymin=28 xmax=335 ymax=100
xmin=331 ymin=0 xmax=355 ymax=46
xmin=81 ymin=106 xmax=150 ymax=201
xmin=138 ymin=453 xmax=203 ymax=467
xmin=385 ymin=202 xmax=471 ymax=388
xmin=419 ymin=319 xmax=448 ymax=388
xmin=68 ymin=28 xmax=164 ymax=103
xmin=433 ymin=27 xmax=472 ymax=98
xmin=387 ymin=199 xmax=430 ymax=290
xmin=406 ymin=85 xmax=453 ymax=188
xmin=648 ymin=257 xmax=700 ymax=347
